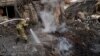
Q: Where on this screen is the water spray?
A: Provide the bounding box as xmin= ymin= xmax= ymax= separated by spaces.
xmin=30 ymin=28 xmax=41 ymax=44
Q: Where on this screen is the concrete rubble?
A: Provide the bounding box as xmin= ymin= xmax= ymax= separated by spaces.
xmin=0 ymin=0 xmax=100 ymax=56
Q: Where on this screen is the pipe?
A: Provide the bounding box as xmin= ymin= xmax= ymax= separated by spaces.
xmin=0 ymin=19 xmax=24 ymax=25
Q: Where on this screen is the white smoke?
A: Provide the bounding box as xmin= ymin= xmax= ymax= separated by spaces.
xmin=70 ymin=0 xmax=84 ymax=2
xmin=40 ymin=10 xmax=57 ymax=33
xmin=41 ymin=0 xmax=59 ymax=7
xmin=40 ymin=0 xmax=60 ymax=33
xmin=58 ymin=37 xmax=73 ymax=56
xmin=58 ymin=37 xmax=72 ymax=51
xmin=58 ymin=23 xmax=69 ymax=33
xmin=70 ymin=0 xmax=77 ymax=2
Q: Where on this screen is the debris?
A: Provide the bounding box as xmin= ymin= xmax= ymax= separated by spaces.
xmin=0 ymin=0 xmax=100 ymax=56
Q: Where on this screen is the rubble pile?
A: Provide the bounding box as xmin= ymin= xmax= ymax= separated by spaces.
xmin=0 ymin=0 xmax=100 ymax=56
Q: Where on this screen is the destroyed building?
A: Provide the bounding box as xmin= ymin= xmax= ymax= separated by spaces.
xmin=0 ymin=0 xmax=100 ymax=56
xmin=0 ymin=0 xmax=39 ymax=23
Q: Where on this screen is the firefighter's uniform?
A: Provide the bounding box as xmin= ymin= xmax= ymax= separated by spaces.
xmin=16 ymin=5 xmax=30 ymax=42
xmin=16 ymin=18 xmax=29 ymax=41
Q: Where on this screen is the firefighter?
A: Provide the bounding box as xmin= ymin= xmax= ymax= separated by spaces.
xmin=16 ymin=5 xmax=30 ymax=43
xmin=16 ymin=17 xmax=30 ymax=43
